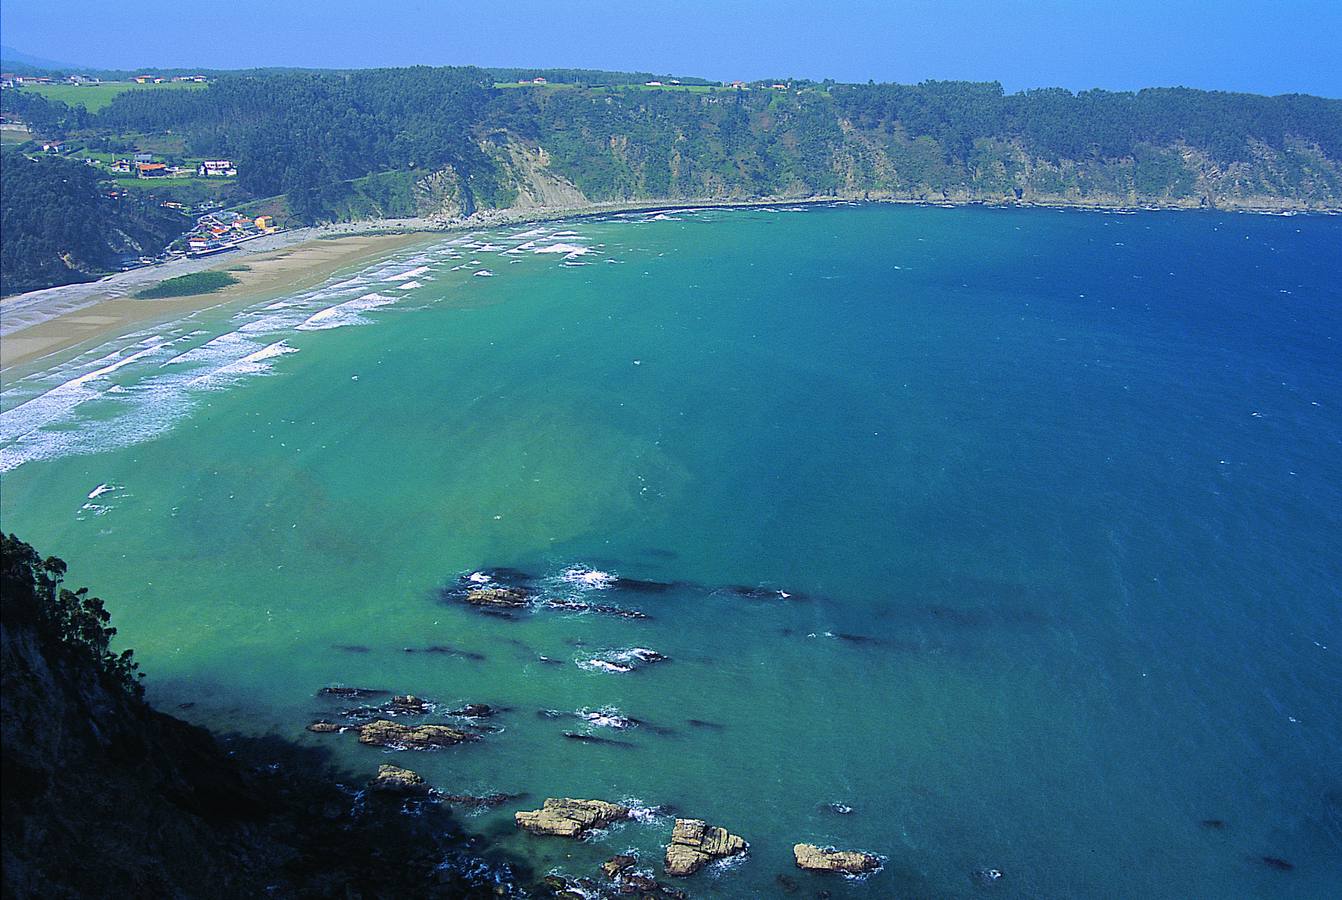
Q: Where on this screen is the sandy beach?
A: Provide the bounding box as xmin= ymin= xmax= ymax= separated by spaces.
xmin=0 ymin=229 xmax=437 ymax=372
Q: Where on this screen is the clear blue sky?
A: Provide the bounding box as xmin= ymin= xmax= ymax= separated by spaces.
xmin=3 ymin=0 xmax=1339 ymax=96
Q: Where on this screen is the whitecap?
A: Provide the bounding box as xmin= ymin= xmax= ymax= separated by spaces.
xmin=385 ymin=266 xmax=431 ymax=282
xmin=560 ymin=565 xmax=617 ymax=589
xmin=534 ymin=243 xmax=590 ymax=256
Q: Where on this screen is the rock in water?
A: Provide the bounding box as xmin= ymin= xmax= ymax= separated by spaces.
xmin=514 ymin=798 xmax=631 ymax=838
xmin=793 ymin=843 xmax=881 ymax=875
xmin=601 ymin=854 xmax=637 ymax=879
xmin=367 ymin=764 xmax=431 ymax=796
xmin=356 ymin=719 xmax=476 ymax=750
xmin=464 ymin=587 xmax=528 ymax=608
xmin=387 ymin=694 xmax=433 ymax=715
xmin=663 ymin=818 xmax=748 ymax=876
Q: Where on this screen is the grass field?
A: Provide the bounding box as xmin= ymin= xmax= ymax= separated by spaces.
xmin=20 ymin=81 xmax=207 ymax=112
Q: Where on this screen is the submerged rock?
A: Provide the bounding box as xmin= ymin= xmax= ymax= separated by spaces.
xmin=793 ymin=843 xmax=880 ymax=875
xmin=305 ymin=720 xmax=349 ymax=734
xmin=541 ymin=598 xmax=650 ymax=619
xmin=663 ymin=818 xmax=747 ymax=876
xmin=438 ymin=791 xmax=523 ymax=809
xmin=317 ymin=686 xmax=387 ymax=699
xmin=515 ymin=798 xmax=631 ymax=838
xmin=449 ymin=703 xmax=496 ymax=718
xmin=562 ymin=731 xmax=635 ymax=748
xmin=367 ymin=764 xmax=431 ymax=796
xmin=972 ymin=867 xmax=1005 ymax=885
xmin=356 ymin=719 xmax=477 ymax=750
xmin=579 ymin=647 xmax=669 ymax=674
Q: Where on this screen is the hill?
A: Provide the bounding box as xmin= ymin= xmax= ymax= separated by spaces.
xmin=3 ymin=66 xmax=1340 ymax=294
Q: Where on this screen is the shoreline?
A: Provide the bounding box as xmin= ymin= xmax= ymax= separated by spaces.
xmin=0 ymin=231 xmax=437 ymax=373
xmin=2 ymin=193 xmax=1336 ymax=374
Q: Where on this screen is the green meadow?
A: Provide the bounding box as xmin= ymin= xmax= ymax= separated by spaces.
xmin=21 ymin=80 xmax=207 ymax=112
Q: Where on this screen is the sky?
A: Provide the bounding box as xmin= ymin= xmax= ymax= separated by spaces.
xmin=2 ymin=0 xmax=1339 ymax=97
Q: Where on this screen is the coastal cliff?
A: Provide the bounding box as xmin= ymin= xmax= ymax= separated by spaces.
xmin=0 ymin=534 xmax=517 ymax=899
xmin=324 ymin=129 xmax=1341 ymax=228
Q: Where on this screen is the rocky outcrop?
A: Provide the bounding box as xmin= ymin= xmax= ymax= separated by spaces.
xmin=793 ymin=843 xmax=881 ymax=875
xmin=663 ymin=818 xmax=748 ymax=876
xmin=465 ymin=587 xmax=528 ymax=609
xmin=367 ymin=764 xmax=432 ymax=796
xmin=515 ymin=798 xmax=631 ymax=838
xmin=601 ymin=854 xmax=636 ymax=879
xmin=357 ymin=719 xmax=477 ymax=749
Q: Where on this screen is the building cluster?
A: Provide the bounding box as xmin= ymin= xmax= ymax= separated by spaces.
xmin=0 ymin=72 xmax=208 ymax=89
xmin=183 ymin=212 xmax=277 ymax=256
xmin=100 ymin=153 xmax=236 ymax=180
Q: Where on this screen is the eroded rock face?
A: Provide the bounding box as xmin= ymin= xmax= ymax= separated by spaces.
xmin=356 ymin=719 xmax=476 ymax=750
xmin=792 ymin=843 xmax=880 ymax=875
xmin=465 ymin=587 xmax=528 ymax=608
xmin=663 ymin=818 xmax=747 ymax=876
xmin=367 ymin=764 xmax=430 ymax=796
xmin=514 ymin=798 xmax=630 ymax=838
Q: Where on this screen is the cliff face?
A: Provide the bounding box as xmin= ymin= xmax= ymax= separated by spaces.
xmin=391 ymin=129 xmax=1340 ymax=227
xmin=1 ymin=593 xmax=264 ymax=896
xmin=0 ymin=535 xmax=518 ymax=899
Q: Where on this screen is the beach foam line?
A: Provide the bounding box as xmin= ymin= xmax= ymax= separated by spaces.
xmin=534 ymin=243 xmax=590 ymax=255
xmin=385 ymin=265 xmax=431 ymax=282
xmin=0 ymin=342 xmax=169 ymax=444
xmin=297 ymin=292 xmax=399 ymax=331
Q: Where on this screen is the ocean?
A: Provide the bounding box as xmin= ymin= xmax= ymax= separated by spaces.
xmin=2 ymin=204 xmax=1339 ymax=897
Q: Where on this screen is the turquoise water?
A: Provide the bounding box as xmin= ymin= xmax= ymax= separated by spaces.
xmin=2 ymin=205 xmax=1339 ymax=897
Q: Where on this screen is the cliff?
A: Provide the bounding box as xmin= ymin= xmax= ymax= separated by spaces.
xmin=0 ymin=534 xmax=519 ymax=899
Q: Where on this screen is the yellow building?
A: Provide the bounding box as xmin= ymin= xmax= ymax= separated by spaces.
xmin=254 ymin=215 xmax=275 ymax=232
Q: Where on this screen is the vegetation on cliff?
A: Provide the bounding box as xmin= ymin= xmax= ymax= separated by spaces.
xmin=0 ymin=148 xmax=191 ymax=295
xmin=71 ymin=70 xmax=1342 ymax=219
xmin=4 ymin=67 xmax=1340 ymax=293
xmin=0 ymin=533 xmax=521 ymax=898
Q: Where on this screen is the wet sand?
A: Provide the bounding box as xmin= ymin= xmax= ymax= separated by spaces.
xmin=0 ymin=232 xmax=435 ymax=372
